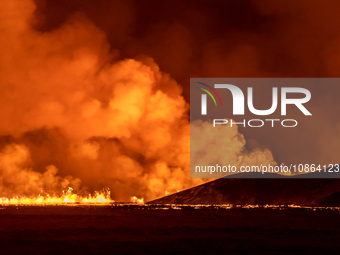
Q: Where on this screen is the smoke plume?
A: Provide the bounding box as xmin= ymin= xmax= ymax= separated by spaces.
xmin=3 ymin=0 xmax=339 ymax=201
xmin=0 ymin=0 xmax=200 ymax=200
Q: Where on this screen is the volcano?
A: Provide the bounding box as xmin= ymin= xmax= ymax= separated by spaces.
xmin=148 ymin=172 xmax=340 ymax=206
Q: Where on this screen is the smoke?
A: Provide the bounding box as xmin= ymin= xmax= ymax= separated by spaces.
xmin=2 ymin=0 xmax=338 ymax=201
xmin=191 ymin=120 xmax=276 ymax=177
xmin=0 ymin=0 xmax=202 ymax=200
xmin=0 ymin=144 xmax=81 ymax=197
xmin=0 ymin=0 xmax=277 ymax=201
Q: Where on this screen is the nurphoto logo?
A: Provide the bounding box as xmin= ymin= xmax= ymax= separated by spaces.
xmin=189 ymin=78 xmax=338 ymax=179
xmin=197 ymin=82 xmax=312 ymax=128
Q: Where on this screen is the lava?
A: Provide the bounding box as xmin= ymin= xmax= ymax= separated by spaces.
xmin=0 ymin=187 xmax=114 ymax=205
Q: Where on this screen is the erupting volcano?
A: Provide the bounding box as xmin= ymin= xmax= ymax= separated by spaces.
xmin=1 ymin=0 xmax=340 ymax=254
xmin=0 ymin=0 xmax=283 ymax=203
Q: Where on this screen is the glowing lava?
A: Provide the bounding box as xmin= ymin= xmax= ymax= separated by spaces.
xmin=130 ymin=196 xmax=144 ymax=204
xmin=0 ymin=187 xmax=114 ymax=205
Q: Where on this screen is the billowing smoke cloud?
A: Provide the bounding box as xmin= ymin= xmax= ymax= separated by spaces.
xmin=32 ymin=0 xmax=340 ymax=168
xmin=94 ymin=0 xmax=340 ymax=167
xmin=0 ymin=0 xmax=278 ymax=201
xmin=0 ymin=0 xmax=192 ymax=200
xmin=191 ymin=120 xmax=276 ymax=177
xmin=0 ymin=144 xmax=81 ymax=197
xmin=0 ymin=0 xmax=199 ymax=200
xmin=6 ymin=0 xmax=339 ymax=201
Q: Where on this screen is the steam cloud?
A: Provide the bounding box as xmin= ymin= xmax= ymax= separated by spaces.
xmin=0 ymin=0 xmax=198 ymax=200
xmin=4 ymin=0 xmax=338 ymax=201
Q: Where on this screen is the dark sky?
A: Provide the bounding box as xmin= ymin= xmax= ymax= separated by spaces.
xmin=34 ymin=0 xmax=340 ymax=100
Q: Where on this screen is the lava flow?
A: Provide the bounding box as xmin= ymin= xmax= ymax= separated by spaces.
xmin=0 ymin=187 xmax=116 ymax=205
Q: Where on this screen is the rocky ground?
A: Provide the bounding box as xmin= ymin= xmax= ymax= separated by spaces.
xmin=0 ymin=205 xmax=339 ymax=254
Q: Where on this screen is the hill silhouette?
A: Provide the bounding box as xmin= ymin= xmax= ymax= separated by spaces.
xmin=148 ymin=172 xmax=340 ymax=206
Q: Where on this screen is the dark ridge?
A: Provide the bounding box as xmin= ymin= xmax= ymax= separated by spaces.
xmin=147 ymin=172 xmax=340 ymax=206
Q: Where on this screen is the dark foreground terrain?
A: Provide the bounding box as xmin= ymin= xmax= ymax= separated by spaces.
xmin=149 ymin=174 xmax=340 ymax=205
xmin=0 ymin=205 xmax=340 ymax=254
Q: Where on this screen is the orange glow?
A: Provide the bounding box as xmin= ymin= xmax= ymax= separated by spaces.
xmin=0 ymin=187 xmax=114 ymax=205
xmin=130 ymin=196 xmax=144 ymax=204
